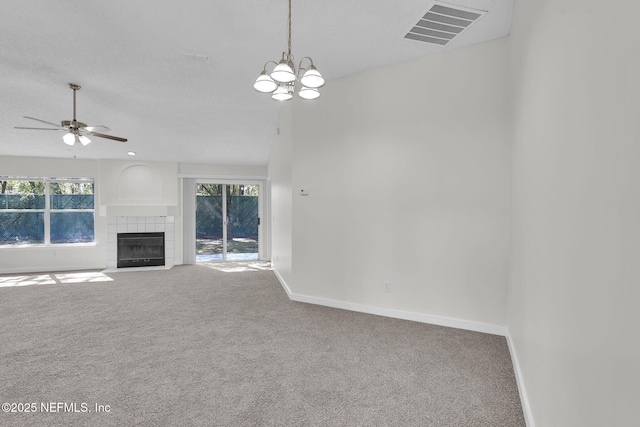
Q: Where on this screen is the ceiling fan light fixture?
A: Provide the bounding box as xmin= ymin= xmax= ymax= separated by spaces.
xmin=300 ymin=66 xmax=325 ymax=88
xmin=63 ymin=132 xmax=76 ymax=146
xmin=15 ymin=83 xmax=128 ymax=147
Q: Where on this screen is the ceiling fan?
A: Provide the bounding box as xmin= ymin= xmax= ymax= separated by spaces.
xmin=14 ymin=83 xmax=127 ymax=146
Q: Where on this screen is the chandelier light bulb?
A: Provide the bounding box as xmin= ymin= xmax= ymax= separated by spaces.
xmin=298 ymin=86 xmax=320 ymax=100
xmin=78 ymin=135 xmax=91 ymax=146
xmin=300 ymin=66 xmax=325 ymax=88
xmin=254 ymin=71 xmax=278 ymax=93
xmin=63 ymin=132 xmax=75 ymax=146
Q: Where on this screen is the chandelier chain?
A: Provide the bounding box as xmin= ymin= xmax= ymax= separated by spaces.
xmin=287 ymin=0 xmax=292 ymax=59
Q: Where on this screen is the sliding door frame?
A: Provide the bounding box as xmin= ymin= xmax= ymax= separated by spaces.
xmin=194 ymin=178 xmax=265 ymax=262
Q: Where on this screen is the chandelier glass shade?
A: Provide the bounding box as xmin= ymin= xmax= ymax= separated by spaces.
xmin=253 ymin=71 xmax=278 ymax=93
xmin=254 ymin=0 xmax=325 ymax=100
xmin=271 ymin=60 xmax=296 ymax=84
xmin=300 ymin=66 xmax=325 ymax=88
xmin=298 ymin=86 xmax=319 ymax=100
xmin=272 ymin=84 xmax=294 ymax=101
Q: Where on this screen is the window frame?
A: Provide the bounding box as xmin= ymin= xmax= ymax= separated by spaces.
xmin=0 ymin=176 xmax=96 ymax=247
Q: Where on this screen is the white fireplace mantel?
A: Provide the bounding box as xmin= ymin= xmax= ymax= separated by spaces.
xmin=100 ymin=205 xmax=178 ymax=217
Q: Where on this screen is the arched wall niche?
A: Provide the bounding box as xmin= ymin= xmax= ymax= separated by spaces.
xmin=118 ymin=164 xmax=163 ymax=201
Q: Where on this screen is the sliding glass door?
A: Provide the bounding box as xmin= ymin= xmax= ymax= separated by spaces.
xmin=196 ymin=184 xmax=224 ymax=261
xmin=195 ymin=183 xmax=259 ymax=262
xmin=226 ymin=184 xmax=259 ymax=260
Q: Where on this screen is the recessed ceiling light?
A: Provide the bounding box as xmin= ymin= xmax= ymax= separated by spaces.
xmin=127 ymin=151 xmax=136 ymax=156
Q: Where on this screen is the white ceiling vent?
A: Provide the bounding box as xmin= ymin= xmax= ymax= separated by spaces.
xmin=404 ymin=2 xmax=486 ymax=46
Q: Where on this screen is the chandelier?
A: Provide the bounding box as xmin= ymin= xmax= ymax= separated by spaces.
xmin=253 ymin=0 xmax=325 ymax=100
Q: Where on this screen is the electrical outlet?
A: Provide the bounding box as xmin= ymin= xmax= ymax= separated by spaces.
xmin=384 ymin=281 xmax=391 ymax=292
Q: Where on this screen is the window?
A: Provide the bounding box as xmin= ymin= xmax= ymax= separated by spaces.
xmin=0 ymin=179 xmax=45 ymax=245
xmin=0 ymin=178 xmax=95 ymax=246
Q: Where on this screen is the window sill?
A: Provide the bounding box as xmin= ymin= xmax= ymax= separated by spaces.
xmin=0 ymin=243 xmax=97 ymax=250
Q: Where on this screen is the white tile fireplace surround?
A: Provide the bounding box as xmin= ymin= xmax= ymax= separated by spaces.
xmin=106 ymin=216 xmax=175 ymax=269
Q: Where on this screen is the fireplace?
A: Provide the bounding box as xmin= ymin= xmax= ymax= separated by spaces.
xmin=117 ymin=232 xmax=165 ymax=268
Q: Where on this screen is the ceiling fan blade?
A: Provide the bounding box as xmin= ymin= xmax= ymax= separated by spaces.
xmin=14 ymin=126 xmax=64 ymax=131
xmin=88 ymin=131 xmax=127 ymax=142
xmin=23 ymin=116 xmax=63 ymax=128
xmin=83 ymin=125 xmax=111 ymax=132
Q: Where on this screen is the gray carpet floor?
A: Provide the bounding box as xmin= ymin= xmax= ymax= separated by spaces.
xmin=0 ymin=263 xmax=525 ymax=426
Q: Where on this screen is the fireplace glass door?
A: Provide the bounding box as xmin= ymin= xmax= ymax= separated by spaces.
xmin=117 ymin=232 xmax=165 ymax=268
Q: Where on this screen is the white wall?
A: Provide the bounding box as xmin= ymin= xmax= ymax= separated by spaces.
xmin=179 ymin=163 xmax=267 ymax=179
xmin=508 ymin=0 xmax=640 ymax=425
xmin=271 ymin=38 xmax=511 ymax=328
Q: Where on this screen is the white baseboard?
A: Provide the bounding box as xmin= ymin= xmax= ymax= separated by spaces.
xmin=0 ymin=265 xmax=107 ymax=275
xmin=291 ymin=291 xmax=509 ymax=336
xmin=272 ymin=267 xmax=293 ymax=295
xmin=505 ymin=332 xmax=535 ymax=427
xmin=271 ymin=267 xmax=507 ymax=336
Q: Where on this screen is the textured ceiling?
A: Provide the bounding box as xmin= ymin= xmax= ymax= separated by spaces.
xmin=0 ymin=0 xmax=513 ymax=165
